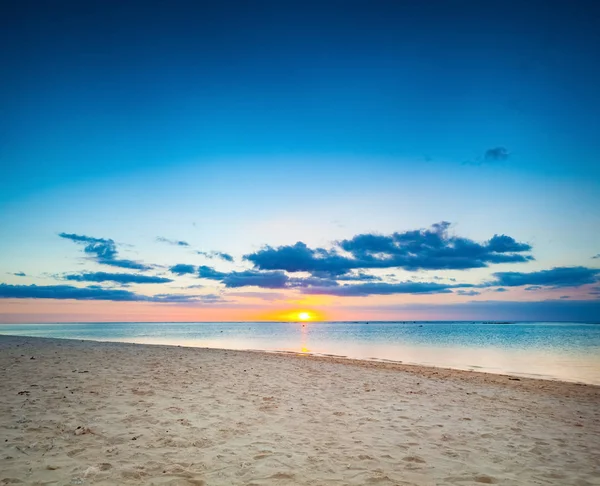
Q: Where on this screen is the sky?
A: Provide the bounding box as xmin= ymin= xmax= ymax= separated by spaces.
xmin=1 ymin=0 xmax=599 ymax=322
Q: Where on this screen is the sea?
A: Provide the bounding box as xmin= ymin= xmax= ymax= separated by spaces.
xmin=1 ymin=321 xmax=599 ymax=385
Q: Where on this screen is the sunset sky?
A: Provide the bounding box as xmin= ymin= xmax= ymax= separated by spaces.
xmin=1 ymin=1 xmax=599 ymax=322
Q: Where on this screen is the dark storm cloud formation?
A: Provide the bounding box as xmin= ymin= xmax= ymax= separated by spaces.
xmin=156 ymin=237 xmax=190 ymax=247
xmin=489 ymin=266 xmax=600 ymax=288
xmin=197 ymin=251 xmax=234 ymax=262
xmin=0 ymin=283 xmax=209 ymax=303
xmin=245 ymin=222 xmax=533 ymax=276
xmin=59 ymin=233 xmax=151 ymax=270
xmin=64 ymin=272 xmax=172 ymax=284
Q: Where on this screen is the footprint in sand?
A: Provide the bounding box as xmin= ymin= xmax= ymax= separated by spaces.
xmin=402 ymin=455 xmax=426 ymax=464
xmin=474 ymin=475 xmax=498 ymax=484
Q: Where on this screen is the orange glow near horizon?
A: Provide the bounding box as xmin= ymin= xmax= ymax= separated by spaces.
xmin=257 ymin=308 xmax=326 ymax=322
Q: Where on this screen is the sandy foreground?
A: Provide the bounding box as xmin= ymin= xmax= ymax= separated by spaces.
xmin=1 ymin=336 xmax=599 ymax=486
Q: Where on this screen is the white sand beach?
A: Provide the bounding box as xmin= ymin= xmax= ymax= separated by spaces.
xmin=1 ymin=335 xmax=599 ymax=485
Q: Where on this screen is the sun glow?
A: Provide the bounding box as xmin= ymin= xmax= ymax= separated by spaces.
xmin=298 ymin=311 xmax=311 ymax=321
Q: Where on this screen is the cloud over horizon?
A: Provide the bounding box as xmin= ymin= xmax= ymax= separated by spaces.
xmin=0 ymin=283 xmax=221 ymax=303
xmin=302 ymin=281 xmax=473 ymax=297
xmin=489 ymin=267 xmax=600 ymax=289
xmin=64 ymin=272 xmax=173 ymax=284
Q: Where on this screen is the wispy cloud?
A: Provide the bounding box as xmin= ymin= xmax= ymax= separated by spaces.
xmin=464 ymin=147 xmax=510 ymax=165
xmin=156 ymin=237 xmax=190 ymax=247
xmin=64 ymin=272 xmax=172 ymax=284
xmin=302 ymin=281 xmax=473 ymax=297
xmin=59 ymin=233 xmax=151 ymax=270
xmin=10 ymin=272 xmax=26 ymax=277
xmin=484 ymin=147 xmax=510 ymax=162
xmin=226 ymin=291 xmax=287 ymax=301
xmin=456 ymin=290 xmax=481 ymax=296
xmin=593 ymin=254 xmax=600 ymax=259
xmin=198 ymin=251 xmax=234 ymax=262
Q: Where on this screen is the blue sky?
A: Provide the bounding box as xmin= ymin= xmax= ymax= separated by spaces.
xmin=1 ymin=0 xmax=599 ymax=322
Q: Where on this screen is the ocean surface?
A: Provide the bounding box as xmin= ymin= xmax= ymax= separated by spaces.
xmin=2 ymin=321 xmax=600 ymax=385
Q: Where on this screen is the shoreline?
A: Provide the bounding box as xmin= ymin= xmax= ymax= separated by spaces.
xmin=3 ymin=333 xmax=600 ymax=389
xmin=1 ymin=334 xmax=599 ymax=485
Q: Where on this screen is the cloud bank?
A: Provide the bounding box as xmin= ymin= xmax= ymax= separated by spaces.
xmin=0 ymin=283 xmax=219 ymax=303
xmin=489 ymin=267 xmax=600 ymax=288
xmin=246 ymin=222 xmax=532 ymax=276
xmin=64 ymin=272 xmax=173 ymax=284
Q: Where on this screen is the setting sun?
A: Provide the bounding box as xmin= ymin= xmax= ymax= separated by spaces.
xmin=298 ymin=312 xmax=311 ymax=321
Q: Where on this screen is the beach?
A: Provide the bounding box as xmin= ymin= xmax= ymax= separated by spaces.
xmin=1 ymin=335 xmax=599 ymax=485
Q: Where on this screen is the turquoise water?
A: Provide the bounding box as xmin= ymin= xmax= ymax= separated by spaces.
xmin=1 ymin=321 xmax=600 ymax=384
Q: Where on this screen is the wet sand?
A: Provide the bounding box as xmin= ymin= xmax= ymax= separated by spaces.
xmin=1 ymin=335 xmax=599 ymax=485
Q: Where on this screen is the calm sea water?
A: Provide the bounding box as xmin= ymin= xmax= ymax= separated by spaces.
xmin=1 ymin=321 xmax=599 ymax=384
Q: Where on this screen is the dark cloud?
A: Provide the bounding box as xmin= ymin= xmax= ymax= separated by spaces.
xmin=59 ymin=233 xmax=151 ymax=270
xmin=1 ymin=283 xmax=149 ymax=302
xmin=198 ymin=251 xmax=234 ymax=262
xmin=11 ymin=272 xmax=26 ymax=277
xmin=197 ymin=266 xmax=339 ymax=290
xmin=64 ymin=272 xmax=172 ymax=284
xmin=589 ymin=286 xmax=600 ymax=296
xmin=525 ymin=286 xmax=543 ymax=291
xmin=302 ymin=281 xmax=472 ymax=297
xmin=170 ymin=264 xmax=197 ymax=275
xmin=156 ymin=237 xmax=190 ymax=247
xmin=495 ymin=287 xmax=508 ymax=292
xmin=484 ymin=147 xmax=510 ymax=162
xmin=456 ymin=290 xmax=481 ymax=296
xmin=489 ymin=266 xmax=600 ymax=288
xmin=198 ymin=266 xmax=289 ymax=289
xmin=197 ymin=266 xmax=227 ymax=280
xmin=0 ymin=283 xmax=220 ymax=303
xmin=593 ymin=254 xmax=600 ymax=259
xmin=226 ymin=291 xmax=287 ymax=301
xmin=246 ymin=222 xmax=532 ymax=276
xmin=559 ymin=296 xmax=570 ymax=299
xmin=245 ymin=242 xmax=350 ymax=276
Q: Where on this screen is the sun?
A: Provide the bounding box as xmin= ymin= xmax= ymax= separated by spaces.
xmin=298 ymin=311 xmax=311 ymax=321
